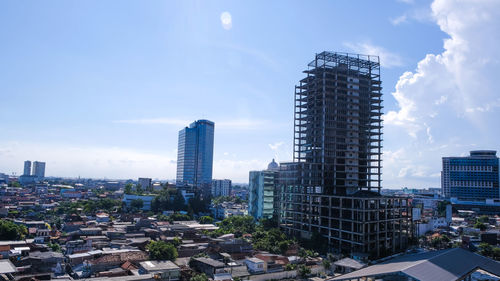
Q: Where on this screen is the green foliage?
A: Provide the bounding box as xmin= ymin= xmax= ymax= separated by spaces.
xmin=9 ymin=181 xmax=21 ymax=188
xmin=171 ymin=237 xmax=182 ymax=247
xmin=130 ymin=199 xmax=144 ymax=210
xmin=190 ymin=273 xmax=208 ymax=281
xmin=213 ymin=216 xmax=255 ymax=237
xmin=56 ymin=199 xmax=121 ymax=215
xmin=124 ymin=183 xmax=133 ymax=195
xmin=198 ymin=216 xmax=214 ymax=224
xmin=259 ymin=216 xmax=278 ymax=230
xmin=169 ymin=213 xmax=192 ymax=221
xmin=0 ymin=220 xmax=27 ymax=240
xmin=436 ymin=201 xmax=450 ymax=217
xmin=188 ymin=194 xmax=210 ymax=214
xmin=477 ymin=215 xmax=489 ymax=223
xmin=147 ymin=241 xmax=178 ymax=261
xmin=474 ymin=221 xmax=487 ymax=231
xmin=479 ymin=243 xmax=493 ymax=257
xmin=297 ymin=265 xmax=311 ymax=278
xmin=322 ymin=259 xmax=331 ymax=273
xmin=284 ymin=264 xmax=297 ymax=271
xmin=172 ymin=191 xmax=186 ymax=211
xmin=252 ymin=228 xmax=293 ymax=254
xmin=48 ymin=242 xmax=61 ymax=252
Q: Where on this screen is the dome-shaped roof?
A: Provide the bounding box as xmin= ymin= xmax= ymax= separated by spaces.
xmin=267 ymin=159 xmax=279 ymax=171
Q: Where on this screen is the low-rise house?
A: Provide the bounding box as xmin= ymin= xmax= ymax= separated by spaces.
xmin=18 ymin=251 xmax=64 ymax=273
xmin=80 ymin=227 xmax=103 ymax=236
xmin=190 ymin=257 xmax=226 ymax=279
xmin=139 ymin=260 xmax=181 ymax=281
xmin=90 ymin=250 xmax=149 ymax=273
xmin=245 ymin=257 xmax=266 ymax=274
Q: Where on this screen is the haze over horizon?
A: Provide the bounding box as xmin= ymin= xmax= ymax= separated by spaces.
xmin=2 ymin=0 xmax=500 ymax=188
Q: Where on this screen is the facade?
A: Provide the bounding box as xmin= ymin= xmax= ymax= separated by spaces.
xmin=23 ymin=161 xmax=31 ymax=176
xmin=32 ymin=161 xmax=46 ymax=179
xmin=211 ymin=179 xmax=232 ymax=197
xmin=122 ymin=194 xmax=155 ymax=211
xmin=442 ymin=150 xmax=500 ymax=200
xmin=176 ymin=120 xmax=215 ymax=189
xmin=279 ymin=52 xmax=410 ymax=258
xmin=249 ymin=168 xmax=278 ymax=220
xmin=138 ymin=178 xmax=152 ymax=190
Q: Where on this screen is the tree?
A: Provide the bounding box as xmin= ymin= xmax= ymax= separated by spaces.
xmin=124 ymin=183 xmax=133 ymax=195
xmin=171 ymin=191 xmax=186 ymax=211
xmin=190 ymin=273 xmax=208 ymax=281
xmin=492 ymin=247 xmax=500 ymax=261
xmin=136 ymin=184 xmax=144 ymax=195
xmin=130 ymin=199 xmax=144 ymax=210
xmin=322 ymin=259 xmax=332 ymax=275
xmin=9 ymin=181 xmax=21 ymax=188
xmin=171 ymin=237 xmax=182 ymax=247
xmin=0 ymin=220 xmax=27 ymax=240
xmin=48 ymin=242 xmax=61 ymax=252
xmin=147 ymin=241 xmax=178 ymax=261
xmin=198 ymin=216 xmax=214 ymax=224
xmin=474 ymin=221 xmax=487 ymax=231
xmin=479 ymin=243 xmax=493 ymax=257
xmin=477 ymin=215 xmax=489 ymax=223
xmin=297 ymin=265 xmax=311 ymax=279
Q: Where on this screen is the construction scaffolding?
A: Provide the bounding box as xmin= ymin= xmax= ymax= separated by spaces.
xmin=294 ymin=51 xmax=382 ymax=194
xmin=279 ymin=52 xmax=410 ymax=258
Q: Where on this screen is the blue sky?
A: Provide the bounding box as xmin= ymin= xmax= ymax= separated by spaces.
xmin=2 ymin=0 xmax=499 ymax=188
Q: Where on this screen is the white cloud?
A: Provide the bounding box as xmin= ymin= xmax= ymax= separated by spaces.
xmin=213 ymin=159 xmax=268 ymax=182
xmin=344 ymin=42 xmax=404 ymax=68
xmin=220 ymin=11 xmax=232 ymax=30
xmin=268 ymin=142 xmax=284 ymax=151
xmin=383 ymin=0 xmax=500 ymax=188
xmin=0 ymin=141 xmax=177 ymax=180
xmin=390 ymin=14 xmax=408 ymax=25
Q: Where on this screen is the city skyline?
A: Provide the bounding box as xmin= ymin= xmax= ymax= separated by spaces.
xmin=1 ymin=0 xmax=500 ymax=188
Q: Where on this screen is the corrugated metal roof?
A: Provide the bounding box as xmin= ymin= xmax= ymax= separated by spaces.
xmin=332 ymin=248 xmax=500 ymax=281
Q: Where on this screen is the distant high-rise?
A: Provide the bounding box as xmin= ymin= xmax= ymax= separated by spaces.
xmin=23 ymin=161 xmax=31 ymax=176
xmin=32 ymin=161 xmax=46 ymax=178
xmin=279 ymin=52 xmax=410 ymax=258
xmin=176 ymin=120 xmax=215 ymax=189
xmin=249 ymin=160 xmax=279 ymax=220
xmin=138 ymin=177 xmax=152 ymax=191
xmin=442 ymin=150 xmax=500 ymax=200
xmin=211 ymin=179 xmax=232 ymax=197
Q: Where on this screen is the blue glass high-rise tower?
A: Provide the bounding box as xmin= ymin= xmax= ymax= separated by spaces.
xmin=176 ymin=120 xmax=215 ymax=189
xmin=442 ymin=150 xmax=500 ymax=200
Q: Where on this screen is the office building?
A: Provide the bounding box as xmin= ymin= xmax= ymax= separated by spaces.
xmin=211 ymin=179 xmax=232 ymax=197
xmin=138 ymin=177 xmax=152 ymax=190
xmin=32 ymin=161 xmax=46 ymax=179
xmin=248 ymin=160 xmax=279 ymax=219
xmin=176 ymin=120 xmax=215 ymax=190
xmin=279 ymin=52 xmax=410 ymax=258
xmin=442 ymin=150 xmax=500 ymax=200
xmin=23 ymin=161 xmax=31 ymax=176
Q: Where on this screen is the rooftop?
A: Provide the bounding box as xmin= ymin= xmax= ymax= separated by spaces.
xmin=139 ymin=260 xmax=180 ymax=271
xmin=332 ymin=248 xmax=500 ymax=281
xmin=0 ymin=259 xmax=16 ymax=274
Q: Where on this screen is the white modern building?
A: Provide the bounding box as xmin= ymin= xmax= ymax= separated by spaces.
xmin=248 ymin=160 xmax=279 ymax=219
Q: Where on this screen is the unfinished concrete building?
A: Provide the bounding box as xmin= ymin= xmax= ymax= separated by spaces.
xmin=278 ymin=52 xmax=411 ymax=258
